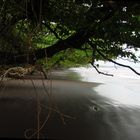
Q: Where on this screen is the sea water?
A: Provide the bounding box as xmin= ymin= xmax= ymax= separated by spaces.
xmin=70 ymin=59 xmax=140 ymax=107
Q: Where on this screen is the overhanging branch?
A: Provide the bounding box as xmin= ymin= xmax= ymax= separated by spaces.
xmin=90 ymin=62 xmax=113 ymax=76
xmin=88 ymin=40 xmax=140 ymax=76
xmin=97 ymin=50 xmax=140 ymax=76
xmin=0 ymin=30 xmax=93 ymax=65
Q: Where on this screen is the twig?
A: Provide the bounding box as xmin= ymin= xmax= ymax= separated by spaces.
xmin=90 ymin=62 xmax=113 ymax=76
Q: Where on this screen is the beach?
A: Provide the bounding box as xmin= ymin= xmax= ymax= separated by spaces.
xmin=0 ymin=68 xmax=140 ymax=140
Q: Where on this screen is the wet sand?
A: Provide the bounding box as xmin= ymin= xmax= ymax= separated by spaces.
xmin=0 ymin=77 xmax=140 ymax=139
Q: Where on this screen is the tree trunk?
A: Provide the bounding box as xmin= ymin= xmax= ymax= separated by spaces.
xmin=0 ymin=30 xmax=93 ymax=65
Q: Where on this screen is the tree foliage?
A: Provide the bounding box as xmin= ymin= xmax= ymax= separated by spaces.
xmin=0 ymin=0 xmax=140 ymax=72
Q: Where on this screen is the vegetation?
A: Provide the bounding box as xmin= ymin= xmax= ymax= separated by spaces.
xmin=0 ymin=0 xmax=140 ymax=74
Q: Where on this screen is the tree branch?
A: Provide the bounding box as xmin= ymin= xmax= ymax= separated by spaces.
xmin=42 ymin=22 xmax=62 ymax=41
xmin=90 ymin=62 xmax=113 ymax=76
xmin=97 ymin=51 xmax=140 ymax=75
xmin=88 ymin=40 xmax=140 ymax=76
xmin=0 ymin=30 xmax=93 ymax=65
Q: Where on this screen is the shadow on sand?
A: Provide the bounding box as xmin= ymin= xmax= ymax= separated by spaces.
xmin=0 ymin=75 xmax=140 ymax=140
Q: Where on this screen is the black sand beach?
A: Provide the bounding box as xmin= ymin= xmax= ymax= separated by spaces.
xmin=0 ymin=72 xmax=140 ymax=140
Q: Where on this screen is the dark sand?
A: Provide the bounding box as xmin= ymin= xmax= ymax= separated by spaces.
xmin=0 ymin=76 xmax=140 ymax=140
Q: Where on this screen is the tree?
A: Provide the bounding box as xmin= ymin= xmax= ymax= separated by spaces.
xmin=0 ymin=0 xmax=140 ymax=74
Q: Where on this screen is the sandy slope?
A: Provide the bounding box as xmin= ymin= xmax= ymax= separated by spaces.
xmin=0 ymin=77 xmax=140 ymax=140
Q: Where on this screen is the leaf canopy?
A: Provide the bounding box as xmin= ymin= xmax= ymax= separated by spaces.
xmin=0 ymin=0 xmax=140 ymax=68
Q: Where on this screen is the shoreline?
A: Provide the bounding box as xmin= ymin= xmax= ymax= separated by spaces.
xmin=0 ymin=72 xmax=140 ymax=140
xmin=0 ymin=77 xmax=103 ymax=139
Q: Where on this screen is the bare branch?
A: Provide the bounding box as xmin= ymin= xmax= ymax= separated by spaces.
xmin=90 ymin=62 xmax=114 ymax=76
xmin=85 ymin=42 xmax=113 ymax=76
